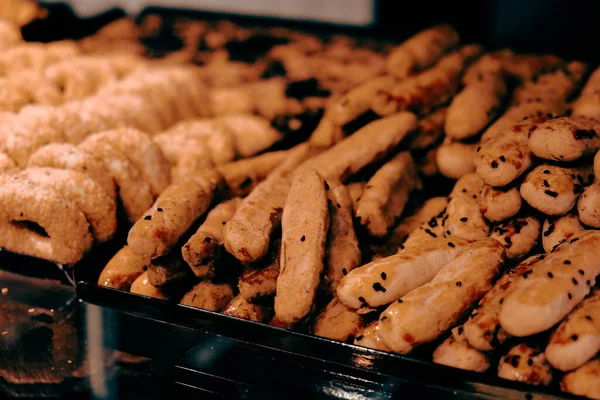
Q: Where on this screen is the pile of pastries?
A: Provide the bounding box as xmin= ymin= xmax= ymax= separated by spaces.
xmin=2 ymin=16 xmax=600 ymax=398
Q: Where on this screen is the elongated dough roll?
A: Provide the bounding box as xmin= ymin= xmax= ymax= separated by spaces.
xmin=409 ymin=107 xmax=447 ymax=150
xmin=521 ymin=164 xmax=590 ymax=216
xmin=216 ymin=150 xmax=288 ymax=197
xmin=128 ymin=170 xmax=224 ymax=259
xmin=378 ymin=239 xmax=504 ymax=354
xmin=356 ymin=152 xmax=420 ymax=237
xmin=238 ymin=241 xmax=280 ymax=302
xmin=529 ymin=116 xmax=600 ymax=162
xmin=130 ymin=271 xmax=174 ymax=301
xmin=386 ymin=25 xmax=459 ymax=79
xmin=542 ymin=213 xmax=585 ymax=253
xmin=561 ymin=359 xmax=600 ymax=399
xmin=462 ymin=255 xmax=539 ymax=351
xmin=444 ymin=173 xmax=489 ymax=240
xmin=222 ymin=294 xmax=273 ymax=322
xmin=436 ymin=141 xmax=477 ymax=179
xmin=313 ymin=297 xmax=363 ymax=342
xmin=445 ymin=73 xmax=507 ymax=140
xmin=98 ymin=245 xmax=147 ymax=290
xmin=216 ymin=114 xmax=283 ymax=158
xmin=182 ymin=197 xmax=241 ymax=278
xmin=475 ymin=119 xmax=541 ymax=187
xmin=275 ymin=168 xmax=329 ymax=324
xmin=337 ymin=236 xmax=472 ymax=309
xmin=546 ymin=289 xmax=600 ymax=371
xmin=374 ymin=46 xmax=480 ymax=116
xmin=578 ymin=182 xmax=600 ymax=227
xmin=180 ymin=281 xmax=235 ymax=312
xmin=354 ymin=321 xmax=390 ymax=351
xmin=389 ymin=196 xmax=448 ymax=250
xmin=499 ymin=231 xmax=600 ymax=337
xmin=433 ymin=327 xmax=490 ymax=372
xmin=304 ymin=112 xmax=418 ymax=181
xmin=323 ymin=180 xmax=361 ymax=295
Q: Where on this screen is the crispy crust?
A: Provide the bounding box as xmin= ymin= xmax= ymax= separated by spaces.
xmin=180 ymin=281 xmax=235 ymax=312
xmin=578 ymin=182 xmax=600 ymax=228
xmin=354 ymin=321 xmax=391 ymax=351
xmin=98 ymin=245 xmax=147 ymax=290
xmin=374 ymin=46 xmax=480 ymax=116
xmin=182 ymin=197 xmax=241 ymax=278
xmin=127 ymin=170 xmax=224 ymax=259
xmin=445 ymin=73 xmax=507 ymax=140
xmin=356 ymin=152 xmax=419 ymax=237
xmin=389 ymin=196 xmax=448 ymax=250
xmin=561 ymin=359 xmax=600 ymax=399
xmin=222 ymin=294 xmax=273 ymax=322
xmin=546 ymin=289 xmax=600 ymax=371
xmin=433 ymin=332 xmax=490 ymax=372
xmin=337 ymin=237 xmax=472 ymax=309
xmin=463 ymin=255 xmax=539 ymax=351
xmin=275 ymin=168 xmax=329 ymax=323
xmin=499 ymin=231 xmax=600 ymax=337
xmin=436 ymin=141 xmax=478 ymax=179
xmin=386 ymin=25 xmax=459 ymax=79
xmin=130 ymin=271 xmax=174 ymax=301
xmin=148 ymin=251 xmax=193 ymax=287
xmin=323 ymin=180 xmax=361 ymax=295
xmin=445 ymin=173 xmax=489 ymax=241
xmin=313 ymin=297 xmax=363 ymax=342
xmin=378 ymin=239 xmax=504 ymax=353
xmin=529 ymin=116 xmax=600 ymax=162
xmin=304 ymin=112 xmax=418 ymax=181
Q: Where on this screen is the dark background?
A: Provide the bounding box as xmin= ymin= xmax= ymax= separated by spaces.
xmin=23 ymin=0 xmax=600 ymax=64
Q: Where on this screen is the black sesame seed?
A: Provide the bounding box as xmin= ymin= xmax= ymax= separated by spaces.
xmin=300 ymin=235 xmax=306 ymax=242
xmin=428 ymin=218 xmax=438 ymax=228
xmin=477 ymin=146 xmax=481 ymax=152
xmin=446 ymin=230 xmax=451 ymax=235
xmin=358 ymin=296 xmax=366 ymax=303
xmin=157 ymin=207 xmax=163 ymax=212
xmin=571 ymin=238 xmax=580 ymax=243
xmin=456 ymin=281 xmax=462 ymax=287
xmin=586 ymin=316 xmax=593 ymax=321
xmin=499 ymin=156 xmax=506 ymax=162
xmin=342 ymin=268 xmax=348 ymax=275
xmin=222 ymin=221 xmax=226 ymax=225
xmin=499 ymin=298 xmax=504 ymax=304
xmin=547 ymin=272 xmax=554 ymax=278
xmin=381 ymin=316 xmax=388 ymax=321
xmin=538 ymin=255 xmax=545 ymax=260
xmin=545 ymin=190 xmax=558 ymax=198
xmin=381 ymin=272 xmax=387 ymax=280
xmin=511 ymin=355 xmax=521 ymax=367
xmin=373 ymin=282 xmax=386 ymax=292
xmin=572 ymin=334 xmax=578 ymax=341
xmin=355 ymin=335 xmax=364 ymax=341
xmin=473 ymin=194 xmax=477 ymax=199
xmin=336 ymin=203 xmax=341 ymax=209
xmin=204 ymin=236 xmax=212 ymax=243
xmin=144 ymin=215 xmax=152 ymax=220
xmin=543 ymin=179 xmax=550 ymax=187
xmin=491 ymin=161 xmax=499 ymax=168
xmin=543 ymin=170 xmax=550 ymax=174
xmin=564 ymin=260 xmax=572 ymax=265
xmin=460 ymin=217 xmax=468 ymax=222
xmin=448 ymin=242 xmax=455 ymax=248
xmin=568 ymin=293 xmax=573 ymax=300
xmin=572 ymin=278 xmax=578 ymax=285
xmin=324 ymin=181 xmax=330 ymax=191
xmin=397 ymin=299 xmax=403 ymax=303
xmin=425 ymin=229 xmax=437 ymax=238
xmin=462 ymin=188 xmax=467 ymax=193
xmin=527 ymin=359 xmax=533 ymax=366
xmin=458 ymin=326 xmax=464 ymax=335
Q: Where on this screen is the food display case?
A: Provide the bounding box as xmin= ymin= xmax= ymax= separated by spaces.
xmin=3 ymin=1 xmax=600 ymax=399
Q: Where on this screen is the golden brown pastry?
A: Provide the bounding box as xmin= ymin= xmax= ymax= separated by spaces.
xmin=98 ymin=245 xmax=147 ymax=290
xmin=377 ymin=239 xmax=504 ymax=353
xmin=498 ymin=344 xmax=553 ymax=386
xmin=180 ymin=281 xmax=235 ymax=312
xmin=222 ymin=294 xmax=273 ymax=322
xmin=561 ymin=358 xmax=600 ymax=399
xmin=313 ymin=297 xmax=363 ymax=342
xmin=275 ymin=168 xmax=329 ymax=324
xmin=499 ymin=231 xmax=600 ymax=337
